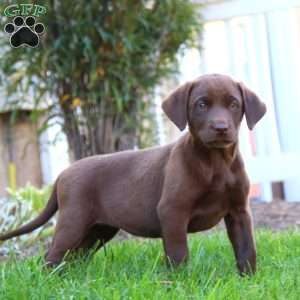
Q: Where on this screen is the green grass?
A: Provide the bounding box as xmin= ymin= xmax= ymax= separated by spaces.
xmin=1 ymin=230 xmax=300 ymax=300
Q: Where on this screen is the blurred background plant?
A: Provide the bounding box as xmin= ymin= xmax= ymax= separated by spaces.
xmin=7 ymin=184 xmax=52 ymax=212
xmin=0 ymin=0 xmax=203 ymax=160
xmin=0 ymin=185 xmax=54 ymax=256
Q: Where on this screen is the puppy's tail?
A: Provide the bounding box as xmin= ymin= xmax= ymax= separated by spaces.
xmin=0 ymin=180 xmax=59 ymax=241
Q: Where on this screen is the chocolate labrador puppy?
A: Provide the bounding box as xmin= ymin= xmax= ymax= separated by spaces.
xmin=0 ymin=74 xmax=266 ymax=275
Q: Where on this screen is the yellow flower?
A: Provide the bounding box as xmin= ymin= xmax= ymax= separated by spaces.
xmin=97 ymin=67 xmax=105 ymax=77
xmin=71 ymin=97 xmax=82 ymax=108
xmin=61 ymin=94 xmax=71 ymax=103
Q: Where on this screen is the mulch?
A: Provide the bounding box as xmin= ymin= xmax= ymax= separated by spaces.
xmin=250 ymin=199 xmax=300 ymax=230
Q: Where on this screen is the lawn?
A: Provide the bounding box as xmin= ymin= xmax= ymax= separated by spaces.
xmin=1 ymin=230 xmax=300 ymax=300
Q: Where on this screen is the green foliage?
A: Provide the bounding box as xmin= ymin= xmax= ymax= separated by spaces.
xmin=1 ymin=230 xmax=300 ymax=299
xmin=0 ymin=185 xmax=54 ymax=248
xmin=7 ymin=184 xmax=52 ymax=212
xmin=0 ymin=0 xmax=203 ymax=155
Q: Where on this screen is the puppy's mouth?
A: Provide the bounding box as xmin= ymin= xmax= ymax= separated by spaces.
xmin=205 ymin=139 xmax=234 ymax=149
xmin=198 ymin=130 xmax=236 ymax=149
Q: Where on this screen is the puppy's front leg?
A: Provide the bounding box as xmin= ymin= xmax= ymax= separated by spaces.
xmin=158 ymin=207 xmax=189 ymax=266
xmin=224 ymin=208 xmax=256 ymax=276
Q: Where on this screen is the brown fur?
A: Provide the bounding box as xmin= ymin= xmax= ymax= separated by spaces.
xmin=0 ymin=74 xmax=266 ymax=275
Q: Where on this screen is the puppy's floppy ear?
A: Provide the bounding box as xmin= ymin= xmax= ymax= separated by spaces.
xmin=162 ymin=82 xmax=193 ymax=131
xmin=238 ymin=82 xmax=267 ymax=130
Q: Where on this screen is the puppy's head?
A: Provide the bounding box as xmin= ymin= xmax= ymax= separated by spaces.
xmin=162 ymin=74 xmax=266 ymax=149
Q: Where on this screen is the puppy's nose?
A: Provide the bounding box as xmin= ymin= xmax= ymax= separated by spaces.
xmin=211 ymin=121 xmax=229 ymax=134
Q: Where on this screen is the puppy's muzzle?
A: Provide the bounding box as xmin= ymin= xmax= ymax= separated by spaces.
xmin=210 ymin=120 xmax=229 ymax=135
xmin=204 ymin=120 xmax=235 ymax=148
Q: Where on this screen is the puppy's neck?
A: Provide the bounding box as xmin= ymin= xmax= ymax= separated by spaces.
xmin=182 ymin=134 xmax=238 ymax=187
xmin=184 ymin=133 xmax=238 ymax=166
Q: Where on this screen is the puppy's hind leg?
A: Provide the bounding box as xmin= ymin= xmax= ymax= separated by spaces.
xmin=68 ymin=224 xmax=119 ymax=264
xmin=45 ymin=211 xmax=92 ymax=267
xmin=78 ymin=224 xmax=119 ymax=252
xmin=45 ymin=223 xmax=120 ymax=267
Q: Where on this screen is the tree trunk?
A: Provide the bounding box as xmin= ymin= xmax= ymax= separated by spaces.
xmin=62 ymin=104 xmax=138 ymax=162
xmin=59 ymin=81 xmax=139 ymax=161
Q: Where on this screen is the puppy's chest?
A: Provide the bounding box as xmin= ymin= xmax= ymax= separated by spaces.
xmin=193 ymin=167 xmax=237 ymax=209
xmin=188 ymin=171 xmax=236 ymax=232
xmin=205 ymin=166 xmax=236 ymax=192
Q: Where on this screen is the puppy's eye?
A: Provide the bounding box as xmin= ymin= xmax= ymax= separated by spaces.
xmin=197 ymin=100 xmax=208 ymax=111
xmin=229 ymin=100 xmax=240 ymax=110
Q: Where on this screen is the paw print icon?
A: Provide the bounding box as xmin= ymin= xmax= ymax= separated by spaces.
xmin=4 ymin=16 xmax=45 ymax=48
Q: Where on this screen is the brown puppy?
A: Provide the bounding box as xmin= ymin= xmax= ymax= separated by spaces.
xmin=0 ymin=74 xmax=266 ymax=275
